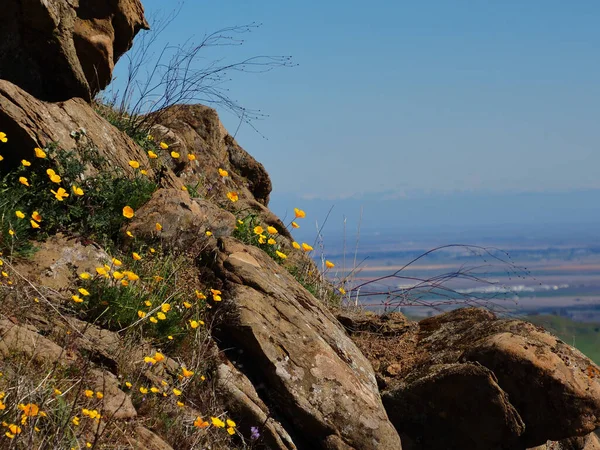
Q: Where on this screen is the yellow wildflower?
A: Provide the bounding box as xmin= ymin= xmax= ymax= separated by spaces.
xmin=148 ymin=150 xmax=158 ymax=159
xmin=144 ymin=356 xmax=156 ymax=365
xmin=78 ymin=288 xmax=90 ymax=296
xmin=161 ymin=303 xmax=171 ymax=313
xmin=22 ymin=159 xmax=31 ymax=167
xmin=171 ymin=151 xmax=180 ymax=158
xmin=125 ymin=382 xmax=132 ymax=388
xmin=32 ymin=211 xmax=42 ymax=222
xmin=129 ymin=160 xmax=140 ymax=169
xmin=160 ymin=142 xmax=169 ymax=150
xmin=19 ymin=176 xmax=29 ymax=186
xmin=112 ymin=258 xmax=122 ymax=266
xmin=147 ymin=135 xmax=154 ymax=141
xmin=51 ymin=187 xmax=69 ymax=201
xmin=276 ymin=251 xmax=287 ymax=259
xmin=339 ymin=287 xmax=346 ymax=295
xmin=211 ymin=417 xmax=225 ymax=428
xmin=140 ymin=169 xmax=148 ymax=175
xmin=188 ymin=153 xmax=196 ymax=161
xmin=15 ymin=210 xmax=25 ymax=219
xmin=34 ymin=147 xmax=46 ymax=158
xmin=258 ymin=235 xmax=266 ymax=244
xmin=30 ymin=219 xmax=40 ymax=229
xmin=253 ymin=226 xmax=264 ymax=235
xmin=157 ymin=312 xmax=166 ymax=320
xmin=154 ymin=352 xmax=165 ymax=362
xmin=137 ymin=310 xmax=146 ymax=318
xmin=218 ymin=168 xmax=228 ymax=177
xmin=292 ymin=241 xmax=301 ymax=249
xmin=122 ymin=206 xmax=134 ymax=219
xmin=0 ymin=132 xmax=7 ymax=142
xmin=144 ymin=300 xmax=152 ymax=307
xmin=292 ymin=221 xmax=300 ymax=229
xmin=294 ymin=208 xmax=306 ymax=218
xmin=268 ymin=238 xmax=276 ymax=245
xmin=139 ymin=387 xmax=148 ymax=394
xmin=325 ymin=260 xmax=335 ymax=269
xmin=150 ymin=247 xmax=156 ymax=253
xmin=189 ymin=320 xmax=200 ymax=329
xmin=8 ymin=229 xmax=14 ymax=236
xmin=72 ymin=295 xmax=83 ymax=303
xmin=177 ymin=401 xmax=184 ymax=407
xmin=301 ymin=243 xmax=313 ymax=252
xmin=149 ymin=316 xmax=158 ymax=324
xmin=227 ymin=191 xmax=239 ymax=202
xmin=79 ymin=272 xmax=91 ymax=280
xmin=72 ymin=185 xmax=84 ymax=196
xmin=183 ymin=301 xmax=192 ymax=308
xmin=267 ymin=226 xmax=278 ymax=235
xmin=84 ymin=390 xmax=94 ymax=398
xmin=182 ymin=367 xmax=194 ymax=378
xmin=194 ymin=417 xmax=209 ymax=428
xmin=54 ymin=388 xmax=62 ymax=395
xmin=172 ymin=388 xmax=182 ymax=396
xmin=150 ymin=387 xmax=160 ymax=393
xmin=72 ymin=416 xmax=80 ymax=426
xmin=132 ymin=252 xmax=141 ymax=260
xmin=96 ymin=392 xmax=103 ymax=399
xmin=50 ymin=173 xmax=61 ymax=183
xmin=205 ymin=230 xmax=212 ymax=236
xmin=195 ymin=290 xmax=207 ymax=300
xmin=113 ymin=271 xmax=124 ymax=280
xmin=155 ymin=222 xmax=162 ymax=232
xmin=126 ymin=271 xmax=139 ymax=281
xmin=126 ymin=231 xmax=134 ymax=238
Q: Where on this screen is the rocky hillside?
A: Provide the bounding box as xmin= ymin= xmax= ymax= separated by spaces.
xmin=1 ymin=1 xmax=600 ymax=449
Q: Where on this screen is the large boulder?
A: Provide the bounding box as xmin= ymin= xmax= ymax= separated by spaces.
xmin=343 ymin=308 xmax=600 ymax=449
xmin=205 ymin=237 xmax=403 ymax=449
xmin=0 ymin=0 xmax=149 ymax=102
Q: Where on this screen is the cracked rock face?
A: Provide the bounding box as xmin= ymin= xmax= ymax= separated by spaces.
xmin=205 ymin=238 xmax=402 ymax=450
xmin=0 ymin=0 xmax=149 ymax=101
xmin=343 ymin=308 xmax=600 ymax=449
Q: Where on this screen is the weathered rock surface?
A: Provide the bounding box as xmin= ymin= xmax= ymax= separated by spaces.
xmin=344 ymin=308 xmax=600 ymax=449
xmin=0 ymin=80 xmax=172 ymax=183
xmin=126 ymin=188 xmax=236 ymax=251
xmin=216 ymin=362 xmax=297 ymax=449
xmin=150 ymin=104 xmax=272 ymax=206
xmin=529 ymin=433 xmax=600 ymax=450
xmin=383 ymin=362 xmax=525 ymax=450
xmin=206 ymin=237 xmax=402 ymax=450
xmin=0 ymin=0 xmax=148 ymax=101
xmin=131 ymin=426 xmax=175 ymax=450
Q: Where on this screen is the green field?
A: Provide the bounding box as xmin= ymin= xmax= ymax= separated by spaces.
xmin=526 ymin=314 xmax=600 ymax=364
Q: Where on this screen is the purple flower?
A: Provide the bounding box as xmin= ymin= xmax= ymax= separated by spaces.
xmin=250 ymin=426 xmax=260 ymax=440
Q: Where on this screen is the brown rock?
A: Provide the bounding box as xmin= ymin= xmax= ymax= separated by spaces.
xmin=0 ymin=0 xmax=148 ymax=101
xmin=0 ymin=80 xmax=172 ymax=184
xmin=216 ymin=362 xmax=297 ymax=449
xmin=126 ymin=188 xmax=236 ymax=251
xmin=88 ymin=368 xmax=136 ymax=420
xmin=206 ymin=238 xmax=402 ymax=450
xmin=358 ymin=308 xmax=600 ymax=448
xmin=382 ymin=363 xmax=525 ymax=450
xmin=529 ymin=433 xmax=600 ymax=450
xmin=131 ymin=426 xmax=174 ymax=450
xmin=148 ymin=104 xmax=272 ymax=206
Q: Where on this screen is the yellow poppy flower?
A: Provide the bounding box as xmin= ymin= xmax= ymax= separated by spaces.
xmin=160 ymin=142 xmax=169 ymax=150
xmin=170 ymin=151 xmax=180 ymax=158
xmin=72 ymin=185 xmax=84 ymax=196
xmin=128 ymin=160 xmax=140 ymax=169
xmin=276 ymin=251 xmax=287 ymax=259
xmin=161 ymin=303 xmax=171 ymax=313
xmin=149 ymin=317 xmax=158 ymax=323
xmin=188 ymin=153 xmax=196 ymax=161
xmin=137 ymin=310 xmax=146 ymax=318
xmin=291 ymin=221 xmax=300 ymax=229
xmin=267 ymin=226 xmax=278 ymax=234
xmin=112 ymin=258 xmax=122 ymax=267
xmin=154 ymin=352 xmax=165 ymax=362
xmin=79 ymin=272 xmax=91 ymax=280
xmin=122 ymin=206 xmax=134 ymax=218
xmin=218 ymin=168 xmax=229 ymax=177
xmin=78 ymin=288 xmax=90 ymax=296
xmin=0 ymin=132 xmax=7 ymax=142
xmin=292 ymin=241 xmax=301 ymax=249
xmin=194 ymin=417 xmax=209 ymax=428
xmin=268 ymin=238 xmax=276 ymax=245
xmin=19 ymin=177 xmax=29 ymax=186
xmin=182 ymin=367 xmax=194 ymax=377
xmin=325 ymin=260 xmax=335 ymax=269
xmin=50 ymin=173 xmax=61 ymax=183
xmin=157 ymin=312 xmax=166 ymax=320
xmin=172 ymin=388 xmax=182 ymax=396
xmin=34 ymin=147 xmax=46 ymax=158
xmin=155 ymin=222 xmax=162 ymax=231
xmin=205 ymin=230 xmax=212 ymax=236
xmin=84 ymin=390 xmax=94 ymax=398
xmin=139 ymin=387 xmax=148 ymax=394
xmin=30 ymin=220 xmax=40 ymax=229
xmin=195 ymin=290 xmax=207 ymax=300
xmin=211 ymin=417 xmax=225 ymax=428
xmin=132 ymin=252 xmax=141 ymax=260
xmin=189 ymin=320 xmax=199 ymax=329
xmin=51 ymin=187 xmax=69 ymax=201
xmin=294 ymin=208 xmax=306 ymax=219
xmin=148 ymin=151 xmax=158 ymax=159
xmin=227 ymin=191 xmax=239 ymax=202
xmin=21 ymin=160 xmax=31 ymax=167
xmin=15 ymin=211 xmax=25 ymax=219
xmin=253 ymin=226 xmax=264 ymax=235
xmin=301 ymin=243 xmax=313 ymax=252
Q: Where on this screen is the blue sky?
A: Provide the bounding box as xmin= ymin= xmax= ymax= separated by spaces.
xmin=110 ymin=0 xmax=599 ymax=227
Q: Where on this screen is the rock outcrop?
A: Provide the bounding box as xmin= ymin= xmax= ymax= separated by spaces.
xmin=205 ymin=238 xmax=403 ymax=449
xmin=0 ymin=0 xmax=149 ymax=102
xmin=341 ymin=308 xmax=600 ymax=449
